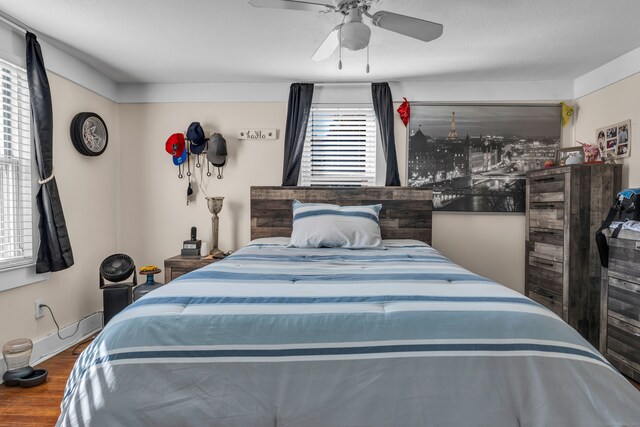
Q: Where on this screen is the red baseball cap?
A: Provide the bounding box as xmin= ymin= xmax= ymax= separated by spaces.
xmin=165 ymin=133 xmax=185 ymax=157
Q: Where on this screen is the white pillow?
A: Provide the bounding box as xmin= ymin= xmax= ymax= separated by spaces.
xmin=289 ymin=200 xmax=383 ymax=248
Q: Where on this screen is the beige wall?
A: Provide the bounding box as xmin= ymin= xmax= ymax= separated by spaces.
xmin=0 ymin=73 xmax=118 ymax=347
xmin=574 ymin=72 xmax=640 ymax=188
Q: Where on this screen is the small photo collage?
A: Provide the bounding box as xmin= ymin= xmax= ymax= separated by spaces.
xmin=596 ymin=119 xmax=631 ymax=159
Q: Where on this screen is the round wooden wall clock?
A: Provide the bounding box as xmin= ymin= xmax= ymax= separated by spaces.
xmin=70 ymin=112 xmax=108 ymax=156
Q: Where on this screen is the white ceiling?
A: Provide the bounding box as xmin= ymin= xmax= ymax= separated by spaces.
xmin=2 ymin=0 xmax=640 ymax=84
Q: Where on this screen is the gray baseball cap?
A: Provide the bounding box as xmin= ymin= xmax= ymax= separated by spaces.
xmin=206 ymin=133 xmax=227 ymax=167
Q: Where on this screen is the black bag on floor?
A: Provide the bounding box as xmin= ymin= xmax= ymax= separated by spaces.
xmin=596 ymin=188 xmax=640 ymax=267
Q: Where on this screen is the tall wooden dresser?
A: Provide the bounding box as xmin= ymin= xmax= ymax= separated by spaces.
xmin=600 ymin=228 xmax=640 ymax=382
xmin=525 ymin=163 xmax=621 ymax=347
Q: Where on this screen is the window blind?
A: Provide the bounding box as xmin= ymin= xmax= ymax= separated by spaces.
xmin=300 ymin=106 xmax=377 ymax=187
xmin=0 ymin=58 xmax=32 ymax=270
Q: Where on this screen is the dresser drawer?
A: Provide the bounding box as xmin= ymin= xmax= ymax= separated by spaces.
xmin=608 ymin=277 xmax=640 ymax=327
xmin=528 ymin=253 xmax=563 ymax=274
xmin=529 ymin=191 xmax=564 ymax=203
xmin=527 ymin=264 xmax=563 ymax=297
xmin=529 ymin=228 xmax=564 ymax=246
xmin=171 ymin=269 xmax=190 ymax=281
xmin=529 ymin=173 xmax=565 ymax=196
xmin=606 ymin=316 xmax=640 ymax=379
xmin=608 ymin=238 xmax=640 ymax=281
xmin=527 ymin=240 xmax=563 ymax=262
xmin=528 ymin=289 xmax=563 ymax=317
xmin=529 ymin=202 xmax=564 ymax=230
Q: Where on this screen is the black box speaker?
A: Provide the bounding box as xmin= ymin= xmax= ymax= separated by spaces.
xmin=103 ymin=285 xmax=133 ymax=325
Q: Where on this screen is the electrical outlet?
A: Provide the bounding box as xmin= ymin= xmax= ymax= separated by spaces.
xmin=35 ymin=298 xmax=44 ymax=319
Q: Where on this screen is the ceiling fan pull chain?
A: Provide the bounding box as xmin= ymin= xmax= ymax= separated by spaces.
xmin=338 ymin=23 xmax=343 ymax=70
xmin=337 ymin=13 xmax=346 ymax=71
xmin=366 ymin=43 xmax=370 ymax=73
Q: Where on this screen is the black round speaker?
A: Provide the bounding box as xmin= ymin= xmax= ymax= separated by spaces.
xmin=100 ymin=254 xmax=135 ymax=283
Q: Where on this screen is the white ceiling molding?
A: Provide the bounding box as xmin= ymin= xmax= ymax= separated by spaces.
xmin=116 ymin=82 xmax=292 ymax=103
xmin=574 ymin=46 xmax=640 ymax=99
xmin=117 ymin=80 xmax=574 ymax=104
xmin=390 ymin=81 xmax=573 ymax=103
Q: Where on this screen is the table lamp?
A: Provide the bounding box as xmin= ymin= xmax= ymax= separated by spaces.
xmin=206 ymin=196 xmax=224 ymax=258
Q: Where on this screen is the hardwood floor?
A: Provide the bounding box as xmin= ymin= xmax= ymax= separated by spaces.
xmin=0 ymin=340 xmax=91 ymax=427
xmin=1 ymin=340 xmax=639 ymax=426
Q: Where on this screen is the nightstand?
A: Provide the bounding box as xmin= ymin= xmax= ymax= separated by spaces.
xmin=163 ymin=255 xmax=223 ymax=283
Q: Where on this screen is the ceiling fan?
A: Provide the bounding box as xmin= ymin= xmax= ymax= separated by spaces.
xmin=248 ymin=0 xmax=443 ymax=72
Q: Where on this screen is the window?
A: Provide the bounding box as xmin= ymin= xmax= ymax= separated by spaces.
xmin=0 ymin=58 xmax=32 ymax=271
xmin=300 ymin=106 xmax=377 ymax=186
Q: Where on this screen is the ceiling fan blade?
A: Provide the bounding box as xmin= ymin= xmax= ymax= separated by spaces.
xmin=369 ymin=11 xmax=443 ymax=43
xmin=248 ymin=0 xmax=335 ymax=12
xmin=312 ymin=26 xmax=340 ymax=61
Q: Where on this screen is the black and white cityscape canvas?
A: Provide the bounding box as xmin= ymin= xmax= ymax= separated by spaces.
xmin=408 ymin=104 xmax=561 ymax=212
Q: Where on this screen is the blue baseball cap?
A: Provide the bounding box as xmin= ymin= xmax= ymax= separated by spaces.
xmin=173 ymin=149 xmax=187 ymax=166
xmin=187 ymin=122 xmax=207 ymax=154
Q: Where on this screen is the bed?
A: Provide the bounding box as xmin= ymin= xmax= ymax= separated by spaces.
xmin=57 ymin=187 xmax=640 ymax=426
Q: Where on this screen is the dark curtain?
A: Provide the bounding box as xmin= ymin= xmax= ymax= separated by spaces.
xmin=282 ymin=83 xmax=314 ymax=186
xmin=371 ymin=82 xmax=401 ymax=186
xmin=26 ymin=32 xmax=74 ymax=273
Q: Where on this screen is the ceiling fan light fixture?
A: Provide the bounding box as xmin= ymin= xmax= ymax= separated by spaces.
xmin=340 ymin=21 xmax=371 ymax=51
xmin=249 ymin=0 xmax=444 ymax=69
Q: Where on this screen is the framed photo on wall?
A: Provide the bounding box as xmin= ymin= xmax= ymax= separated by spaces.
xmin=407 ymin=104 xmax=561 ymax=213
xmin=596 ymin=119 xmax=631 ymax=160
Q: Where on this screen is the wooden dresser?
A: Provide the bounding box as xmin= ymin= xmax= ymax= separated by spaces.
xmin=525 ymin=163 xmax=621 ymax=347
xmin=600 ymin=229 xmax=640 ymax=382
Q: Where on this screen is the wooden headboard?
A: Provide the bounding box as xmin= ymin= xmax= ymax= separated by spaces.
xmin=250 ymin=186 xmax=433 ymax=244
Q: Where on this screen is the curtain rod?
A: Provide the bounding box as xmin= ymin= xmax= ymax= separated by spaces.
xmin=0 ymin=11 xmax=31 ymax=35
xmin=313 ymin=82 xmax=375 ymax=86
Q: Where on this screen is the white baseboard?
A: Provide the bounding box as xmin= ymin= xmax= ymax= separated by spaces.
xmin=0 ymin=312 xmax=102 ymax=384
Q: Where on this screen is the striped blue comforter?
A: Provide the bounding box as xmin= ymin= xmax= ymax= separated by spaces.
xmin=58 ymin=239 xmax=640 ymax=426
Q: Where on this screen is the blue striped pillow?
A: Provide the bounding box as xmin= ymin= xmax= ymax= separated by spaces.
xmin=289 ymin=200 xmax=383 ymax=248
